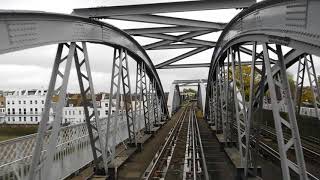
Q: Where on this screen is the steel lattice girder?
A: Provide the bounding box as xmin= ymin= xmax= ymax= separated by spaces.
xmin=206 ymin=0 xmax=320 ymax=179
xmin=72 ymin=1 xmax=255 ymax=69
xmin=0 ymin=11 xmax=168 ymax=117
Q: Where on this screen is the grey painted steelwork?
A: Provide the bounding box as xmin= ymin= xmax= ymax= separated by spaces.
xmin=106 ymin=48 xmax=137 ymax=167
xmin=167 ymin=84 xmax=181 ymax=117
xmin=173 ymin=79 xmax=207 ymax=85
xmin=0 ymin=114 xmax=144 ymax=180
xmin=0 ymin=11 xmax=168 ymax=118
xmin=206 ymin=0 xmax=320 ymax=179
xmin=74 ymin=42 xmax=109 ymax=174
xmin=294 ymin=54 xmax=320 ymax=120
xmin=159 ymin=63 xmax=211 ymax=69
xmin=73 ymin=1 xmax=255 ymax=70
xmin=0 ymin=11 xmax=169 ymax=179
xmin=73 ymin=0 xmax=255 ymax=17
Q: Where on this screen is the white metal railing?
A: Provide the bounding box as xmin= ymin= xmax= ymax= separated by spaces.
xmin=0 ymin=112 xmax=145 ymax=180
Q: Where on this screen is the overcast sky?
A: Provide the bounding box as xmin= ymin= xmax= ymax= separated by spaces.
xmin=5 ymin=0 xmax=309 ymax=93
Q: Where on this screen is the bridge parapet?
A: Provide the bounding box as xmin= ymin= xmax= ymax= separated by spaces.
xmin=0 ymin=112 xmax=144 ymax=180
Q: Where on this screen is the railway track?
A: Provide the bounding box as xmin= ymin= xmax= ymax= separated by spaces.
xmin=143 ymin=103 xmax=212 ymax=180
xmin=142 ymin=104 xmax=189 ymax=179
xmin=260 ymin=125 xmax=320 ymax=163
xmin=230 ymin=123 xmax=320 ymax=179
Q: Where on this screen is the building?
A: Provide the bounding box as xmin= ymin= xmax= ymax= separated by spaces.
xmin=1 ymin=89 xmax=134 ymax=125
xmin=5 ymin=89 xmax=54 ymax=124
xmin=0 ymin=95 xmax=5 ymax=123
xmin=62 ymin=93 xmax=120 ymax=125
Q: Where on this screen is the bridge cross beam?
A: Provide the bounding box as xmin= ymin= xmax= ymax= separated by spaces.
xmin=263 ymin=43 xmax=308 ymax=180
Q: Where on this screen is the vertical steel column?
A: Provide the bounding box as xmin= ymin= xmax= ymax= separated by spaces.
xmin=304 ymin=55 xmax=320 ymax=120
xmin=42 ymin=43 xmax=75 ymax=179
xmin=149 ymin=80 xmax=156 ymax=126
xmin=74 ymin=42 xmax=108 ymax=173
xmin=244 ymin=43 xmax=262 ymax=176
xmin=28 ymin=43 xmax=65 ymax=180
xmin=216 ymin=68 xmax=222 ymax=132
xmin=106 ymin=48 xmax=124 ymax=162
xmin=223 ymin=50 xmax=232 ymax=142
xmin=263 ymin=43 xmax=308 ymax=180
xmin=141 ymin=63 xmax=151 ymax=133
xmin=135 ymin=62 xmax=143 ymax=136
xmin=231 ymin=47 xmax=249 ymax=169
xmin=120 ymin=49 xmax=137 ymax=146
xmin=294 ymin=56 xmax=306 ymax=114
xmin=218 ymin=65 xmax=226 ymax=136
xmin=208 ymin=81 xmax=215 ymax=125
xmin=152 ymin=80 xmax=159 ymax=125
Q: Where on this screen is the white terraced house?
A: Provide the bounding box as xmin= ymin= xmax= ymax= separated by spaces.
xmin=5 ymin=89 xmax=54 ymax=124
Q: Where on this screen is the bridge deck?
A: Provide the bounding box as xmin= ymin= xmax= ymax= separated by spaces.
xmin=117 ymin=108 xmax=184 ymax=179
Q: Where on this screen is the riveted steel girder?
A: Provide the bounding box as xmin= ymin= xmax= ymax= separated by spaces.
xmin=0 ymin=11 xmax=168 ymax=117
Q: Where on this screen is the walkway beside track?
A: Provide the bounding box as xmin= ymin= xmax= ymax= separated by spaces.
xmin=196 ymin=109 xmax=235 ymax=180
xmin=117 ymin=106 xmax=185 ymax=179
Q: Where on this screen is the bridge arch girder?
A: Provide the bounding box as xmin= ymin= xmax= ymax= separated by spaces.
xmin=0 ymin=11 xmax=169 ymax=179
xmin=206 ymin=0 xmax=320 ymax=179
xmin=0 ymin=12 xmax=168 ymax=116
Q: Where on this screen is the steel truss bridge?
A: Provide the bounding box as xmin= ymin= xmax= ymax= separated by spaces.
xmin=0 ymin=0 xmax=320 ymax=180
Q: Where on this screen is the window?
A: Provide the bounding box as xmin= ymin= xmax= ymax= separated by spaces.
xmin=35 ymin=117 xmax=38 ymax=121
xmin=105 ymin=103 xmax=108 ymax=107
xmin=7 ymin=101 xmax=10 ymax=105
xmin=12 ymin=108 xmax=15 ymax=115
xmin=42 ymin=108 xmax=44 ymax=112
xmin=35 ymin=100 xmax=37 ymax=104
xmin=19 ymin=108 xmax=21 ymax=114
xmin=30 ymin=108 xmax=33 ymax=114
xmin=30 ymin=100 xmax=32 ymax=104
xmin=12 ymin=117 xmax=15 ymax=121
xmin=30 ymin=117 xmax=33 ymax=121
xmin=24 ymin=117 xmax=26 ymax=121
xmin=19 ymin=117 xmax=21 ymax=121
xmin=24 ymin=108 xmax=26 ymax=115
xmin=79 ymin=110 xmax=82 ymax=115
xmin=42 ymin=100 xmax=44 ymax=104
xmin=98 ymin=111 xmax=100 ymax=116
xmin=23 ymin=100 xmax=26 ymax=104
xmin=35 ymin=108 xmax=38 ymax=114
xmin=19 ymin=101 xmax=21 ymax=104
xmin=12 ymin=101 xmax=14 ymax=104
xmin=7 ymin=108 xmax=10 ymax=115
xmin=105 ymin=110 xmax=108 ymax=115
xmin=69 ymin=111 xmax=71 ymax=115
xmin=73 ymin=111 xmax=75 ymax=115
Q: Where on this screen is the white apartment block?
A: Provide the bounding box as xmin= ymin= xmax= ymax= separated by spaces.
xmin=1 ymin=89 xmax=137 ymax=125
xmin=4 ymin=89 xmax=54 ymax=124
xmin=63 ymin=94 xmax=125 ymax=125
